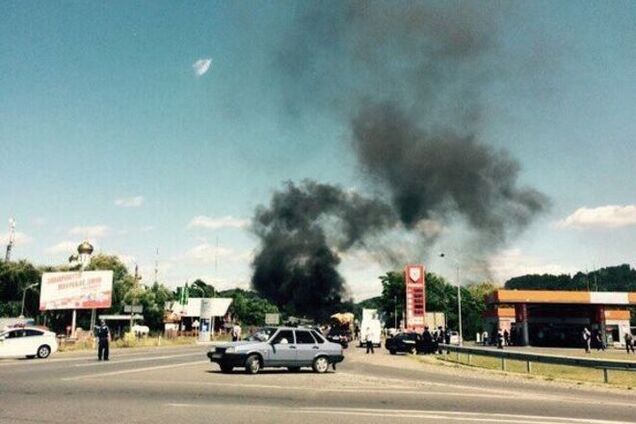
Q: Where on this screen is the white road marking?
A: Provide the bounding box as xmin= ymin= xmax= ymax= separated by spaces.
xmin=168 ymin=404 xmax=635 ymax=424
xmin=73 ymin=352 xmax=201 ymax=367
xmin=0 ymin=346 xmax=204 ymax=367
xmin=337 ymin=371 xmax=517 ymax=395
xmin=120 ymin=378 xmax=519 ymax=399
xmin=61 ymin=360 xmax=208 ymax=381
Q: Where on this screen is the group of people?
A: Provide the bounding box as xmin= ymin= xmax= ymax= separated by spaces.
xmin=421 ymin=326 xmax=452 ymax=354
xmin=582 ymin=327 xmax=636 ymax=354
xmin=582 ymin=327 xmax=607 ymax=353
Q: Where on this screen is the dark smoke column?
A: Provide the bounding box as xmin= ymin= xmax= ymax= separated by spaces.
xmin=250 ymin=180 xmax=396 ymax=321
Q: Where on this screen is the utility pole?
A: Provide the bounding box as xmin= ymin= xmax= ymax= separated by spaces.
xmin=394 ymin=296 xmax=398 ymax=329
xmin=4 ymin=217 xmax=16 ymax=262
xmin=440 ymin=253 xmax=463 ymax=346
xmin=154 ymin=248 xmax=159 ymax=285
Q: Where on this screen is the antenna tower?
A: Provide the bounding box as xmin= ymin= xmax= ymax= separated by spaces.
xmin=4 ymin=218 xmax=16 ymax=262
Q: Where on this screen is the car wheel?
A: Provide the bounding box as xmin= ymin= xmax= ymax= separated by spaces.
xmin=220 ymin=365 xmax=233 ymax=373
xmin=37 ymin=345 xmax=51 ymax=359
xmin=287 ymin=366 xmax=301 ymax=372
xmin=312 ymin=356 xmax=329 ymax=374
xmin=245 ymin=354 xmax=261 ymax=375
xmin=389 ymin=350 xmax=396 ymax=355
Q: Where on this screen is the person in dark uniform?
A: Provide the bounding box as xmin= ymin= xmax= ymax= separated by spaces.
xmin=422 ymin=326 xmax=434 ymax=354
xmin=96 ymin=319 xmax=111 ymax=361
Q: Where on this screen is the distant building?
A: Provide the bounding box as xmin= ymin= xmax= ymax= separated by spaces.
xmin=484 ymin=290 xmax=635 ymax=347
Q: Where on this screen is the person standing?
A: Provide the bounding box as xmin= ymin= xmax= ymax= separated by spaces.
xmin=503 ymin=329 xmax=510 ymax=346
xmin=497 ymin=328 xmax=504 ymax=349
xmin=595 ymin=331 xmax=606 ymax=351
xmin=422 ymin=326 xmax=434 ymax=354
xmin=625 ymin=332 xmax=634 ymax=354
xmin=582 ymin=327 xmax=591 ymax=353
xmin=436 ymin=326 xmax=445 ymax=354
xmin=482 ymin=330 xmax=489 ymax=346
xmin=232 ymin=322 xmax=242 ymax=342
xmin=96 ymin=319 xmax=110 ymax=361
xmin=365 ymin=327 xmax=374 ymax=354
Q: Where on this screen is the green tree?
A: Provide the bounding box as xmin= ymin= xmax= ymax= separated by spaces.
xmin=219 ymin=288 xmax=279 ymax=326
xmin=379 ymin=271 xmax=405 ymax=328
xmin=0 ymin=260 xmax=42 ymax=317
xmin=188 ymin=279 xmax=216 ymax=298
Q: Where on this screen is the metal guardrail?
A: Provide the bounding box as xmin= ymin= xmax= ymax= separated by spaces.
xmin=438 ymin=344 xmax=636 ymax=384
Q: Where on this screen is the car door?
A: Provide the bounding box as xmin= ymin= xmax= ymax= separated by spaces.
xmin=24 ymin=329 xmax=45 ymax=355
xmin=269 ymin=330 xmax=297 ymax=366
xmin=0 ymin=331 xmax=11 ymax=357
xmin=0 ymin=330 xmax=26 ymax=357
xmin=294 ymin=330 xmax=319 ymax=366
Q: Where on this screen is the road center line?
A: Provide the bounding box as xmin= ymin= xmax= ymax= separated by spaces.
xmin=61 ymin=360 xmax=208 ymax=381
xmin=73 ymin=352 xmax=201 ymax=367
xmin=124 ymin=378 xmax=517 ymax=399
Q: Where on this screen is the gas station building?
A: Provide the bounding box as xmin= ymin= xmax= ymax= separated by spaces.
xmin=484 ymin=290 xmax=636 ymax=347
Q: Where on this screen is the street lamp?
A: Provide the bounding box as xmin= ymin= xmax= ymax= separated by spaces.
xmin=439 ymin=253 xmax=463 ymax=346
xmin=394 ymin=296 xmax=398 ymax=329
xmin=68 ymin=241 xmax=94 ymax=338
xmin=19 ymin=283 xmax=39 ymax=318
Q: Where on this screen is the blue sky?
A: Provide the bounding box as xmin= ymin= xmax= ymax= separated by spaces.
xmin=1 ymin=1 xmax=635 ymax=300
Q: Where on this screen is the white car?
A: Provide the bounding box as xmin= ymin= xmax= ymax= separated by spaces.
xmin=0 ymin=327 xmax=58 ymax=359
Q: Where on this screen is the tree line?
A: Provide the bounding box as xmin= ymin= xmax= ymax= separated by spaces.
xmin=0 ymin=254 xmax=279 ymax=333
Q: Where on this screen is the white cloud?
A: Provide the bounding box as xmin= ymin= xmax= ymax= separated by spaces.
xmin=69 ymin=225 xmax=109 ymax=238
xmin=115 ymin=196 xmax=144 ymax=208
xmin=188 ymin=215 xmax=249 ymax=230
xmin=489 ymin=248 xmax=577 ymax=283
xmin=179 ymin=242 xmax=252 ymax=265
xmin=33 ymin=217 xmax=47 ymax=227
xmin=0 ymin=231 xmax=32 ymax=246
xmin=46 ymin=240 xmax=78 ymax=255
xmin=140 ymin=225 xmax=155 ymax=232
xmin=559 ymin=205 xmax=636 ymax=229
xmin=192 ymin=58 xmax=212 ymax=76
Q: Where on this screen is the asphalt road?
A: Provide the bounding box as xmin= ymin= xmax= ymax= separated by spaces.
xmin=1 ymin=344 xmax=635 ymax=424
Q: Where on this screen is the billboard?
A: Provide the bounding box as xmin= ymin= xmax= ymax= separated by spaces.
xmin=404 ymin=264 xmax=426 ymax=332
xmin=39 ymin=271 xmax=113 ymax=311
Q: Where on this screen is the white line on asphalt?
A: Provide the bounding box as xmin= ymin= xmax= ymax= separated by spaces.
xmin=0 ymin=346 xmax=204 ymax=367
xmin=73 ymin=352 xmax=201 ymax=367
xmin=336 ymin=371 xmax=516 ymax=396
xmin=167 ymin=404 xmax=635 ymax=424
xmin=122 ymin=378 xmax=519 ymax=399
xmin=61 ymin=360 xmax=208 ymax=381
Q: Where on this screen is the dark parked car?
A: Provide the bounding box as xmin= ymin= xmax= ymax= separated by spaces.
xmin=326 ymin=329 xmax=350 ymax=349
xmin=385 ymin=332 xmax=437 ymax=355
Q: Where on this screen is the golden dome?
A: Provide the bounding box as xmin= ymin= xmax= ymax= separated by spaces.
xmin=77 ymin=241 xmax=94 ymax=255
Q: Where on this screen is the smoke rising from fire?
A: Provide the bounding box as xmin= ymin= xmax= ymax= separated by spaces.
xmin=251 ymin=181 xmax=396 ymax=319
xmin=251 ymin=1 xmax=550 ymax=315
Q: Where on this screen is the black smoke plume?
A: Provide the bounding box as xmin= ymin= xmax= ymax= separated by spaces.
xmin=351 ymin=102 xmax=548 ymax=247
xmin=251 ymin=1 xmax=550 ymax=313
xmin=251 ymin=181 xmax=395 ymax=320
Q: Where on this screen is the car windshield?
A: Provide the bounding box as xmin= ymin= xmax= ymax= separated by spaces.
xmin=245 ymin=327 xmax=276 ymax=342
